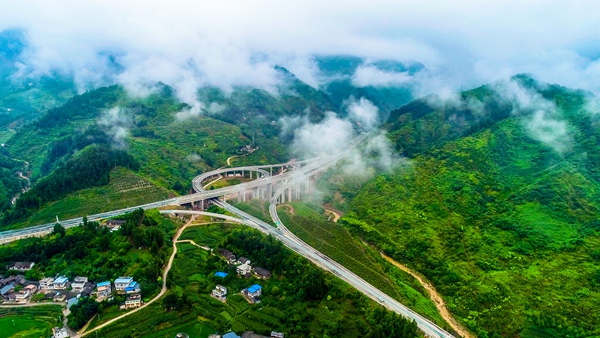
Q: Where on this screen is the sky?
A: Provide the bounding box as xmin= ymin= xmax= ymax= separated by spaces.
xmin=2 ymin=0 xmax=600 ymax=97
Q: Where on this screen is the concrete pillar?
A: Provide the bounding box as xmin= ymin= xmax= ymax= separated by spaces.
xmin=287 ymin=186 xmax=292 ymax=202
xmin=237 ymin=192 xmax=242 ymax=203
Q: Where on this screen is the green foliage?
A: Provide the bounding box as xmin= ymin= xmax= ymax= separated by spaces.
xmin=348 ymin=79 xmax=600 ymax=337
xmin=368 ymin=307 xmax=420 ymax=338
xmin=0 ymin=209 xmax=174 ymax=295
xmin=5 ymin=145 xmax=139 ymax=224
xmin=68 ymin=297 xmax=100 ymax=329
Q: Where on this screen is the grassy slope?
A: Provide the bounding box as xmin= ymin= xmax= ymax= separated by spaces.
xmin=8 ymin=167 xmax=170 ymax=229
xmin=346 ymin=82 xmax=600 ymax=337
xmin=234 ymin=200 xmax=452 ymax=332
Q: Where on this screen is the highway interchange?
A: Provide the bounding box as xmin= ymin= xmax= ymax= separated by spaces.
xmin=0 ymin=133 xmax=455 ymax=337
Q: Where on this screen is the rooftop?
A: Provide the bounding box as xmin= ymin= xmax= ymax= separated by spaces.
xmin=54 ymin=276 xmax=68 ymax=284
xmin=223 ymin=332 xmax=241 ymax=338
xmin=73 ymin=277 xmax=88 ymax=283
xmin=215 ymin=272 xmax=228 ymax=278
xmin=247 ymin=284 xmax=262 ymax=293
xmin=97 ymin=281 xmax=111 ymax=287
xmin=115 ymin=277 xmax=133 ymax=284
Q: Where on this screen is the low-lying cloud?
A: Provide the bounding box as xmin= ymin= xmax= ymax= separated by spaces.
xmin=2 ymin=0 xmax=600 ymax=106
xmin=97 ymin=107 xmax=132 ymax=148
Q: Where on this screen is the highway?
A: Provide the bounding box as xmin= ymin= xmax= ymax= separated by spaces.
xmin=0 ymin=132 xmax=454 ymax=337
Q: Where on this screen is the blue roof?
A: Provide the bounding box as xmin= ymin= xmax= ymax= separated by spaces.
xmin=114 ymin=277 xmax=133 ymax=284
xmin=0 ymin=283 xmax=14 ymax=295
xmin=128 ymin=281 xmax=139 ymax=288
xmin=247 ymin=284 xmax=262 ymax=293
xmin=97 ymin=281 xmax=111 ymax=287
xmin=222 ymin=332 xmax=240 ymax=338
xmin=54 ymin=276 xmax=68 ymax=284
xmin=67 ymin=297 xmax=79 ymax=309
xmin=214 ymin=272 xmax=228 ymax=278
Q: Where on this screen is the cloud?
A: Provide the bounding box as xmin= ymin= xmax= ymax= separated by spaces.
xmin=351 ymin=66 xmax=412 ymax=87
xmin=97 ymin=107 xmax=132 ymax=148
xmin=1 ymin=0 xmax=600 ymax=105
xmin=345 ymin=97 xmax=381 ymax=130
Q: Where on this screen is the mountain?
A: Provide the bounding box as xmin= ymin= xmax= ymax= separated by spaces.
xmin=343 ymin=76 xmax=600 ymax=337
xmin=314 ymin=55 xmax=423 ymax=118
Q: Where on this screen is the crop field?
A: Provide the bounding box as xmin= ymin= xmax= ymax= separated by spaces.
xmin=0 ymin=305 xmax=63 ymax=338
xmin=12 ymin=168 xmax=170 ymax=229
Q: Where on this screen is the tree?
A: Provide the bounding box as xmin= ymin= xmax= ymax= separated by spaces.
xmin=52 ymin=223 xmax=66 ymax=237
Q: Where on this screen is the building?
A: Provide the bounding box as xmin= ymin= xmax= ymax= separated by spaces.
xmin=253 ymin=267 xmax=272 ymax=280
xmin=114 ymin=277 xmax=134 ymax=292
xmin=214 ymin=272 xmax=228 ymax=278
xmin=236 ymin=262 xmax=252 ymax=276
xmin=24 ymin=284 xmax=38 ymax=294
xmin=242 ymin=284 xmax=262 ymax=303
xmin=0 ymin=283 xmax=14 ymax=297
xmin=270 ymin=332 xmax=284 ymax=338
xmin=105 ymin=219 xmax=126 ymax=232
xmin=125 ymin=281 xmax=140 ymax=294
xmin=237 ymin=257 xmax=251 ymax=265
xmin=13 ymin=290 xmax=31 ymax=304
xmin=246 ymin=284 xmax=262 ymax=298
xmin=9 ymin=262 xmax=35 ymax=271
xmin=53 ymin=293 xmax=66 ymax=302
xmin=0 ymin=275 xmax=24 ymax=287
xmin=218 ymin=249 xmax=236 ymax=263
xmin=40 ymin=277 xmax=55 ymax=290
xmin=53 ymin=276 xmax=69 ymax=290
xmin=67 ymin=297 xmax=79 ymax=309
xmin=211 ymin=285 xmax=228 ymax=301
xmin=223 ymin=333 xmax=241 ymax=338
xmin=71 ymin=277 xmax=88 ymax=291
xmin=96 ymin=281 xmax=112 ymax=299
xmin=124 ymin=293 xmax=141 ymax=309
xmin=52 ymin=327 xmax=69 ymax=338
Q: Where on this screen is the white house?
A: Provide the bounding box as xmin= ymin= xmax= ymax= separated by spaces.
xmin=211 ymin=285 xmax=228 ymax=300
xmin=39 ymin=277 xmax=54 ymax=290
xmin=71 ymin=277 xmax=88 ymax=291
xmin=236 ymin=262 xmax=252 ymax=276
xmin=114 ymin=277 xmax=133 ymax=292
xmin=53 ymin=276 xmax=69 ymax=290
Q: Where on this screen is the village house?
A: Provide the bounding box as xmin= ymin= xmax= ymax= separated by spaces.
xmin=40 ymin=277 xmax=55 ymax=290
xmin=24 ymin=284 xmax=38 ymax=294
xmin=253 ymin=267 xmax=272 ymax=280
xmin=53 ymin=292 xmax=66 ymax=302
xmin=218 ymin=248 xmax=237 ymax=264
xmin=237 ymin=257 xmax=251 ymax=265
xmin=11 ymin=290 xmax=31 ymax=304
xmin=1 ymin=283 xmax=15 ymax=299
xmin=124 ymin=293 xmax=141 ymax=309
xmin=211 ymin=285 xmax=228 ymax=301
xmin=71 ymin=277 xmax=88 ymax=291
xmin=52 ymin=327 xmax=69 ymax=338
xmin=0 ymin=275 xmax=24 ymax=287
xmin=96 ymin=281 xmax=112 ymax=300
xmin=236 ymin=263 xmax=252 ymax=277
xmin=114 ymin=276 xmax=134 ymax=292
xmin=105 ymin=219 xmax=126 ymax=231
xmin=53 ymin=276 xmax=69 ymax=290
xmin=8 ymin=262 xmax=35 ymax=271
xmin=242 ymin=284 xmax=262 ymax=303
xmin=223 ymin=333 xmax=241 ymax=338
xmin=125 ymin=281 xmax=141 ymax=294
xmin=270 ymin=332 xmax=285 ymax=338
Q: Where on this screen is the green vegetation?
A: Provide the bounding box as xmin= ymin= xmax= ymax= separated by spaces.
xmin=345 ymin=77 xmax=600 ymax=337
xmin=93 ymin=223 xmax=419 ymax=338
xmin=273 ymin=202 xmax=449 ymax=329
xmin=0 ymin=305 xmax=63 ymax=338
xmin=10 ymin=168 xmax=170 ymax=229
xmin=0 ymin=209 xmax=175 ymax=297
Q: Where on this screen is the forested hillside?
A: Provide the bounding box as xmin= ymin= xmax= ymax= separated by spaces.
xmin=344 ymin=76 xmax=600 ymax=337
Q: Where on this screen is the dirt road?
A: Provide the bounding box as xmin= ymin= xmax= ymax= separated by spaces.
xmin=381 ymin=253 xmax=474 ymax=338
xmin=80 ymin=216 xmax=197 ymax=337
